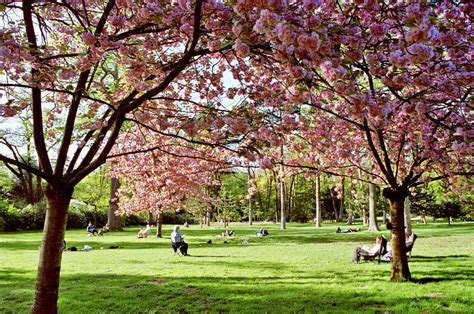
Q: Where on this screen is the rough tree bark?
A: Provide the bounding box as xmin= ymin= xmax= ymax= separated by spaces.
xmin=384 ymin=188 xmax=410 ymax=281
xmin=32 ymin=184 xmax=73 ymax=313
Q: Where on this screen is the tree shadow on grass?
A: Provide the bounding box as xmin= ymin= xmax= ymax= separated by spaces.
xmin=411 ymin=255 xmax=470 ymax=261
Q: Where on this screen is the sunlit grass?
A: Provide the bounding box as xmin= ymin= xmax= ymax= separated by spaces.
xmin=1 ymin=222 xmax=473 ymax=313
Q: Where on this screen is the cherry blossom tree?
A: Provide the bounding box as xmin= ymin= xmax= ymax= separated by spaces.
xmin=231 ymin=0 xmax=472 ymax=280
xmin=0 ymin=4 xmax=471 ymax=313
xmin=0 ymin=0 xmax=245 ymax=311
xmin=111 ymin=129 xmax=234 ymax=220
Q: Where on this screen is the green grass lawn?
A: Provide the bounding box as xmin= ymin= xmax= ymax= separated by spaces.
xmin=1 ymin=222 xmax=473 ymax=313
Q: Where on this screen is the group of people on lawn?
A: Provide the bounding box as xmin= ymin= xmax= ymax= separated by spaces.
xmin=87 ymin=220 xmax=416 ymax=262
xmin=86 ymin=222 xmax=110 ymax=236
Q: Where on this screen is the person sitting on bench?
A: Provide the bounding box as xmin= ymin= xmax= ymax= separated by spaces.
xmin=171 ymin=225 xmax=188 ymax=256
xmin=352 ymin=235 xmax=385 ymax=263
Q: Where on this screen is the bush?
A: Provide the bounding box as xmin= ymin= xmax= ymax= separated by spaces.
xmin=122 ymin=213 xmax=147 ymax=226
xmin=17 ymin=200 xmax=47 ymax=230
xmin=67 ymin=199 xmax=107 ymax=229
xmin=162 ymin=211 xmax=195 ymax=224
xmin=0 ymin=198 xmax=20 ymax=231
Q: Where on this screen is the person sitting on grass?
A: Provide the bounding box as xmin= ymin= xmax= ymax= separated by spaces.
xmin=171 ymin=225 xmax=189 ymax=256
xmin=86 ymin=222 xmax=99 ymax=236
xmin=352 ymin=235 xmax=384 ymax=263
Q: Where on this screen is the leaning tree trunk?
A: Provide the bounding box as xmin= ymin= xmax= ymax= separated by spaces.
xmin=314 ymin=171 xmax=321 ymax=228
xmin=108 ymin=177 xmax=122 ymax=230
xmin=368 ymin=182 xmax=380 ymax=231
xmin=32 ymin=184 xmax=73 ymax=313
xmin=384 ymin=188 xmax=410 ymax=281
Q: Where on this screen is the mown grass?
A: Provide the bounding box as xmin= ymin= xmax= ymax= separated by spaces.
xmin=0 ymin=222 xmax=473 ymax=313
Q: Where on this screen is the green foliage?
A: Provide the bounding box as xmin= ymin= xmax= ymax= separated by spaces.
xmin=217 ymin=188 xmax=243 ymax=222
xmin=0 ymin=198 xmax=48 ymax=231
xmin=0 ymin=166 xmax=14 ymax=194
xmin=73 ymin=167 xmax=110 ymax=213
xmin=0 ymin=222 xmax=473 ymax=313
xmin=411 ymin=183 xmax=472 ymax=221
xmin=67 ymin=199 xmax=108 ymax=229
xmin=162 ymin=211 xmax=195 ymax=225
xmin=0 ymin=197 xmax=19 ymax=231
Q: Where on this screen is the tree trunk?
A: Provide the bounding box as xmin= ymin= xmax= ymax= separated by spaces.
xmin=339 ymin=177 xmax=345 ymax=222
xmin=156 ymin=213 xmax=163 ymax=238
xmin=329 ymin=186 xmax=338 ymax=222
xmin=108 ymin=177 xmax=122 ymax=230
xmin=247 ymin=167 xmax=253 ymax=226
xmin=368 ymin=182 xmax=380 ymax=231
xmin=314 ymin=171 xmax=321 ymax=228
xmin=280 ymin=164 xmax=286 ymax=230
xmin=346 ymin=180 xmax=354 ymax=224
xmin=404 ymin=198 xmax=412 ymax=235
xmin=288 ymin=174 xmax=296 ymax=222
xmin=273 ymin=170 xmax=280 ymax=223
xmin=384 ymin=188 xmax=411 ymax=281
xmin=32 ymin=184 xmax=73 ymax=313
xmin=147 ymin=210 xmax=153 ymax=224
xmin=206 ymin=210 xmax=211 ymax=227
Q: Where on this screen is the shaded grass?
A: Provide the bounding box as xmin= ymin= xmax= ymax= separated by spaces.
xmin=0 ymin=222 xmax=473 ymax=313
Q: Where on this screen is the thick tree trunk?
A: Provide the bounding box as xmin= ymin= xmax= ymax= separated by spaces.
xmin=108 ymin=177 xmax=122 ymax=230
xmin=368 ymin=182 xmax=380 ymax=231
xmin=384 ymin=188 xmax=411 ymax=281
xmin=32 ymin=184 xmax=73 ymax=313
xmin=314 ymin=171 xmax=321 ymax=228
